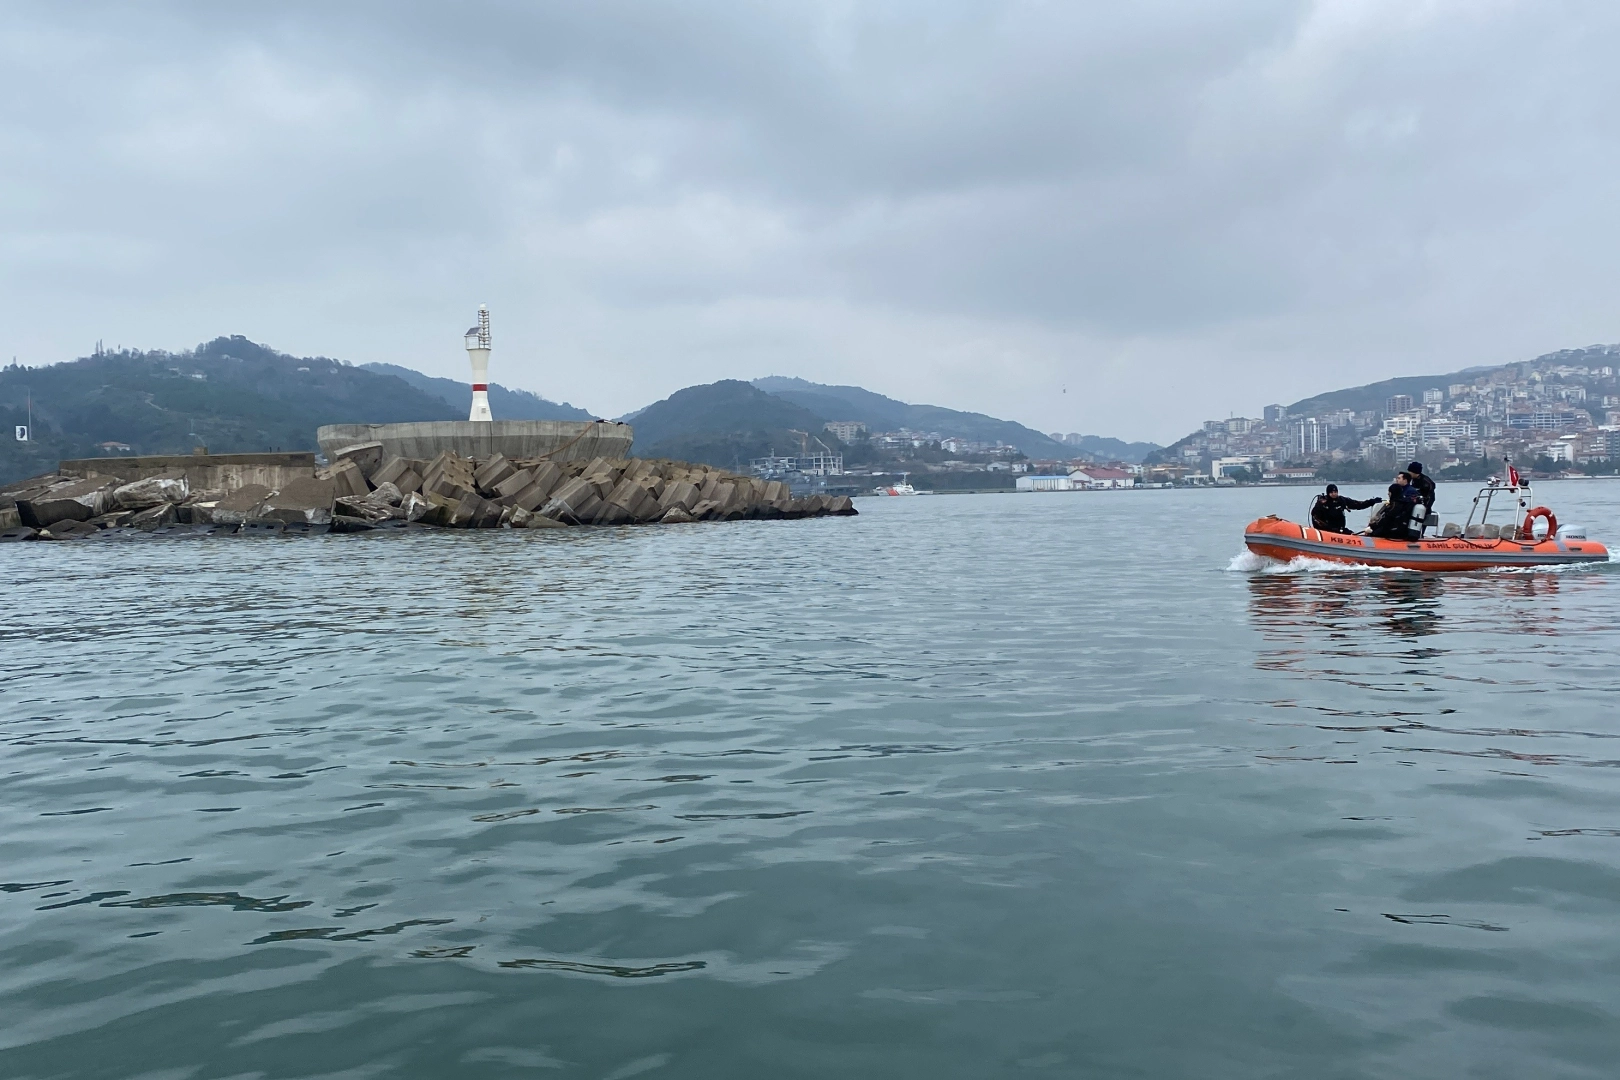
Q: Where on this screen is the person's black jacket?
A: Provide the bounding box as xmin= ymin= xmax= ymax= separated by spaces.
xmin=1369 ymin=484 xmax=1420 ymax=538
xmin=1310 ymin=492 xmax=1380 ymax=533
xmin=1410 ymin=472 xmax=1436 ymax=511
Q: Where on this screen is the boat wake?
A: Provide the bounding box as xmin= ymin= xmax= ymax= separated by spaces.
xmin=1225 ymin=550 xmax=1393 ymax=575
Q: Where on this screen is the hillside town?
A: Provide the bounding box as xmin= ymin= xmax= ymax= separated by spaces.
xmin=1151 ymin=345 xmax=1620 ymax=483
xmin=748 ymin=424 xmax=1150 ymax=491
xmin=743 ymin=345 xmax=1620 ymax=491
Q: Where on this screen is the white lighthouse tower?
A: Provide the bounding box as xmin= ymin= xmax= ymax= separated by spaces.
xmin=464 ymin=305 xmax=493 ymax=422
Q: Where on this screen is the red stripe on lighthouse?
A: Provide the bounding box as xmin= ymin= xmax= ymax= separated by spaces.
xmin=472 ymin=384 xmax=488 ymax=391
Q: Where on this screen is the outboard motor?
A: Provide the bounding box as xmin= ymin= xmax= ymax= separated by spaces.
xmin=1557 ymin=524 xmax=1587 ymax=540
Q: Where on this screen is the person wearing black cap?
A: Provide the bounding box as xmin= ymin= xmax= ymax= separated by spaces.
xmin=1309 ymin=483 xmax=1381 ymax=533
xmin=1407 ymin=461 xmax=1436 ymax=534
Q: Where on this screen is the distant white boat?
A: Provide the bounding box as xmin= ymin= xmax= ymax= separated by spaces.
xmin=873 ymin=474 xmax=919 ymax=496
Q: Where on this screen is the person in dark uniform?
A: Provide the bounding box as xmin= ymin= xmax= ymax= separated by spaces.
xmin=1406 ymin=461 xmax=1437 ymax=534
xmin=1368 ymin=472 xmax=1420 ymax=539
xmin=1309 ymin=483 xmax=1380 ymax=533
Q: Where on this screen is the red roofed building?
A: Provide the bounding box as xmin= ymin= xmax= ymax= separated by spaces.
xmin=1069 ymin=467 xmax=1135 ymax=489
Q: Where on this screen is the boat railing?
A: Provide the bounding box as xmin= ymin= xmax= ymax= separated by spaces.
xmin=1462 ymin=477 xmax=1533 ymax=536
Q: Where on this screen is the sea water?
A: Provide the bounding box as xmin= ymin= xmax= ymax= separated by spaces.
xmin=3 ymin=481 xmax=1618 ymax=1078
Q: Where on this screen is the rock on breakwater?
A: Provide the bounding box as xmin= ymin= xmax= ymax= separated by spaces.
xmin=0 ymin=446 xmax=855 ymax=541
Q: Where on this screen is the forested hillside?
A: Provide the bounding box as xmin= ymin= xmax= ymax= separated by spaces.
xmin=0 ymin=338 xmax=457 ymax=483
xmin=751 ymin=376 xmax=1068 ymax=459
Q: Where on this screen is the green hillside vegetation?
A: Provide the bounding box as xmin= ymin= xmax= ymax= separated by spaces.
xmin=751 ymin=376 xmax=1072 ymax=459
xmin=629 ymin=380 xmax=843 ymax=469
xmin=360 ymin=361 xmax=595 ymax=421
xmin=0 ymin=337 xmax=458 ymax=484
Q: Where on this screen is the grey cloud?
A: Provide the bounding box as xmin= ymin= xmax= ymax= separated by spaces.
xmin=3 ymin=1 xmax=1618 ymax=443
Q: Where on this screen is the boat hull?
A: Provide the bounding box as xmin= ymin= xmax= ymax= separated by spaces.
xmin=1243 ymin=516 xmax=1609 ymax=572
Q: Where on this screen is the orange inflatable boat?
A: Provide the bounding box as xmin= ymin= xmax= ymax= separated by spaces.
xmin=1245 ymin=478 xmax=1609 ymax=571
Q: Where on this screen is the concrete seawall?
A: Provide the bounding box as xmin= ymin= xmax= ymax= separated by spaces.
xmin=316 ymin=421 xmax=632 ymax=463
xmin=59 ymin=453 xmax=317 ymax=493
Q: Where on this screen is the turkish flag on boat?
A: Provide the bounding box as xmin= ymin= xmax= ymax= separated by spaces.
xmin=1507 ymin=463 xmax=1521 ymax=488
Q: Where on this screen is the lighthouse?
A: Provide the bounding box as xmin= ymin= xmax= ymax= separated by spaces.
xmin=464 ymin=305 xmax=493 ymax=422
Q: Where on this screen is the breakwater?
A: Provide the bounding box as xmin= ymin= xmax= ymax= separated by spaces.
xmin=0 ymin=444 xmax=855 ymax=540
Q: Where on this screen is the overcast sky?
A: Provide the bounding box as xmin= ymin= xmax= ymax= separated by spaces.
xmin=4 ymin=2 xmax=1617 ymax=442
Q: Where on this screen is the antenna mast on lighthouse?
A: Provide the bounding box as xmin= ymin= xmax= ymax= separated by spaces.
xmin=464 ymin=305 xmax=493 ymax=422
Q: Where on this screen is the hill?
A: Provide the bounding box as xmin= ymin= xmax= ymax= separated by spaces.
xmin=360 ymin=362 xmax=594 ymax=421
xmin=629 ymin=380 xmax=837 ymax=469
xmin=1057 ymin=435 xmax=1162 ymax=464
xmin=1284 ymin=345 xmax=1618 ymax=419
xmin=0 ymin=337 xmax=459 ymax=484
xmin=1283 ymin=368 xmax=1494 ymax=418
xmin=751 ymin=377 xmax=1138 ymax=460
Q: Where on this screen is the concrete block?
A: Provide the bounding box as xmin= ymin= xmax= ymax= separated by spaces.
xmin=830 ymin=495 xmax=857 ymax=515
xmin=473 ymin=499 xmax=505 ymax=529
xmin=17 ymin=477 xmax=118 ymax=527
xmin=0 ymin=507 xmax=18 ymax=529
xmin=131 ymin=503 xmax=179 ymax=530
xmin=450 ymin=493 xmax=481 ymax=527
xmin=0 ymin=525 xmax=39 ymax=541
xmin=660 ymin=506 xmax=695 ymax=524
xmin=89 ymin=510 xmax=137 ymax=528
xmin=423 ymin=451 xmax=476 ymax=493
xmin=239 ymin=519 xmax=287 ymax=536
xmin=328 ymin=459 xmax=370 ymax=499
xmin=689 ymin=499 xmax=721 ymax=520
xmin=507 ymin=506 xmax=533 ymax=528
xmin=370 ymin=455 xmax=411 ymax=488
xmin=424 ymin=473 xmax=473 ymax=501
xmin=45 ymin=518 xmax=101 ymax=540
xmin=399 ymin=492 xmax=431 ymax=522
xmin=524 ymin=514 xmax=570 ymax=529
xmin=112 ymin=475 xmax=189 ymax=510
xmin=657 ymin=480 xmax=699 ymax=513
xmin=393 ymin=468 xmax=423 ymax=496
xmin=335 ymin=495 xmax=393 ymax=523
xmin=367 ymin=481 xmax=403 ymax=507
xmin=493 ymin=468 xmax=533 ymax=500
xmin=332 ymin=441 xmax=385 ymax=478
xmin=539 ymin=476 xmax=595 ymax=521
xmin=195 ymin=483 xmax=274 ymax=525
xmin=698 ymin=476 xmax=719 ymax=502
xmin=474 ymin=454 xmax=518 ymax=495
xmin=258 ymin=476 xmax=336 ymax=526
xmin=510 ymin=462 xmax=563 ymax=512
xmin=421 ymin=491 xmax=458 ymax=526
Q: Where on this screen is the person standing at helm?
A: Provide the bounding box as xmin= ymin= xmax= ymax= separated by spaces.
xmin=1309 ymin=483 xmax=1380 ymax=534
xmin=1407 ymin=461 xmax=1437 ymax=532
